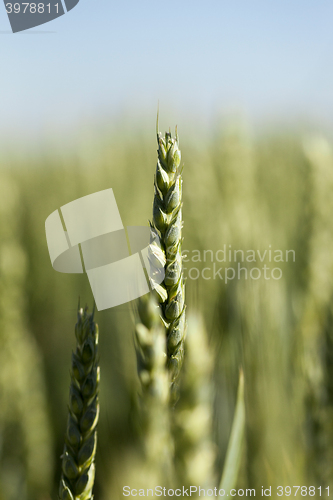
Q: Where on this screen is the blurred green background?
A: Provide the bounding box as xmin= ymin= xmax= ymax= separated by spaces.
xmin=1 ymin=118 xmax=333 ymax=498
xmin=2 ymin=0 xmax=333 ymax=497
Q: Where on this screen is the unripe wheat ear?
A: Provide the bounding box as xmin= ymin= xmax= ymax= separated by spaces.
xmin=135 ymin=293 xmax=174 ymax=483
xmin=59 ymin=303 xmax=99 ymax=500
xmin=150 ymin=127 xmax=186 ymax=397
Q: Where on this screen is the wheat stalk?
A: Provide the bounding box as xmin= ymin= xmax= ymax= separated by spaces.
xmin=150 ymin=128 xmax=186 ymax=390
xmin=59 ymin=304 xmax=99 ymax=500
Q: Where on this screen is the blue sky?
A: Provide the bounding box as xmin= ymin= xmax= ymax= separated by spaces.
xmin=1 ymin=0 xmax=333 ymax=141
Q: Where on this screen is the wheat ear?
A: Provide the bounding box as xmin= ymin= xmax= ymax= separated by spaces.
xmin=59 ymin=304 xmax=99 ymax=500
xmin=135 ymin=293 xmax=174 ymax=482
xmin=151 ymin=128 xmax=186 ymax=387
xmin=173 ymin=314 xmax=216 ymax=490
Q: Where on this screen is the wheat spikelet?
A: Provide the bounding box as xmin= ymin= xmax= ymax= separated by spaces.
xmin=59 ymin=305 xmax=99 ymax=500
xmin=150 ymin=128 xmax=186 ymax=389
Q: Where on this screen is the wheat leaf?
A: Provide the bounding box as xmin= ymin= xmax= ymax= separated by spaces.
xmin=219 ymin=370 xmax=245 ymax=492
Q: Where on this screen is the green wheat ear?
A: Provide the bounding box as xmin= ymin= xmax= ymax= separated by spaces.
xmin=173 ymin=314 xmax=216 ymax=490
xmin=150 ymin=127 xmax=186 ymax=391
xmin=59 ymin=304 xmax=99 ymax=500
xmin=135 ymin=293 xmax=174 ymax=484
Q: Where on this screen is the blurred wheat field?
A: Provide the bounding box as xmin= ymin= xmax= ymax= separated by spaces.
xmin=1 ymin=120 xmax=333 ymax=499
